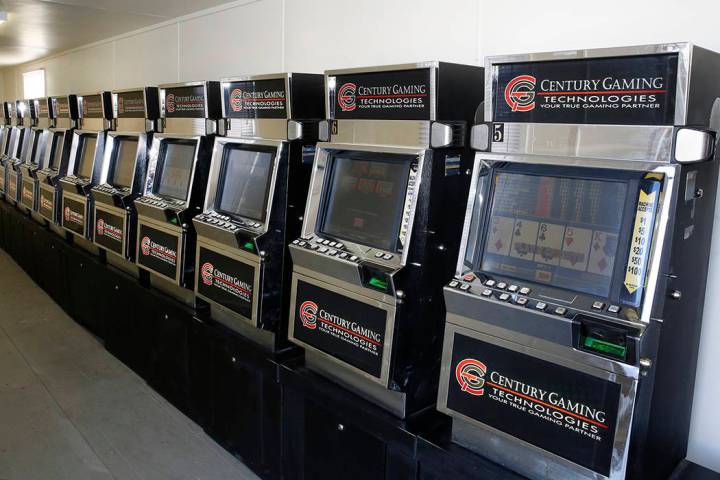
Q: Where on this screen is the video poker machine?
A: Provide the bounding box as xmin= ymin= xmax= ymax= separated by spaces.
xmin=37 ymin=95 xmax=78 ymax=236
xmin=59 ymin=92 xmax=112 ymax=251
xmin=135 ymin=81 xmax=221 ymax=305
xmin=288 ymin=62 xmax=484 ymax=417
xmin=193 ymin=73 xmax=324 ymax=350
xmin=4 ymin=100 xmax=32 ymax=205
xmin=19 ymin=98 xmax=52 ymax=219
xmin=437 ymin=43 xmax=720 ymax=480
xmin=92 ymin=87 xmax=160 ymax=276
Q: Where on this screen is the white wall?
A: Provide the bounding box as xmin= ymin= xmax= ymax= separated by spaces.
xmin=2 ymin=0 xmax=719 ymax=472
xmin=0 ymin=0 xmax=481 ymax=98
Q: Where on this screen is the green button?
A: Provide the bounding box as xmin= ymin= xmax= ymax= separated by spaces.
xmin=583 ymin=336 xmax=626 ymax=358
xmin=368 ymin=276 xmax=388 ymax=290
xmin=243 ymin=241 xmax=254 ymax=251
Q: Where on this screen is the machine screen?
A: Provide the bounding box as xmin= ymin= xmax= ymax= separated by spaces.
xmin=110 ymin=138 xmax=138 ymax=188
xmin=216 ymin=145 xmax=274 ymax=221
xmin=319 ymin=152 xmax=413 ymax=252
xmin=480 ymin=172 xmax=628 ymax=297
xmin=76 ymin=135 xmax=97 ymax=179
xmin=49 ymin=133 xmax=64 ymax=169
xmin=155 ymin=140 xmax=196 ymax=201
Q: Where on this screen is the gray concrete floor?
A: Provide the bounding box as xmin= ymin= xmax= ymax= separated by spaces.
xmin=0 ymin=248 xmax=260 ymax=480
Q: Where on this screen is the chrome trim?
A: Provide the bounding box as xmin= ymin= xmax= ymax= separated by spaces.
xmin=674 ymin=128 xmax=715 ymax=162
xmin=164 ymin=118 xmax=209 ymax=136
xmin=329 ymin=120 xmax=431 ymax=148
xmin=488 ymin=124 xmax=675 ymax=163
xmin=227 ymin=118 xmax=289 ymax=140
xmin=325 ymin=61 xmax=441 ymax=77
xmin=430 ymin=122 xmax=452 ymax=148
xmin=470 ymin=124 xmax=489 ymax=151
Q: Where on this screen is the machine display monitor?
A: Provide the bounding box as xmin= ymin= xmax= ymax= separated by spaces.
xmin=155 ymin=140 xmax=196 ymax=201
xmin=48 ymin=133 xmax=64 ymax=170
xmin=319 ymin=152 xmax=413 ymax=252
xmin=76 ymin=134 xmax=97 ymax=179
xmin=480 ymin=172 xmax=628 ymax=297
xmin=109 ymin=137 xmax=138 ymax=188
xmin=216 ymin=145 xmax=274 ymax=221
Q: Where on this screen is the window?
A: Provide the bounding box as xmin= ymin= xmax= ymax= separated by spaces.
xmin=22 ymin=69 xmax=45 ymax=99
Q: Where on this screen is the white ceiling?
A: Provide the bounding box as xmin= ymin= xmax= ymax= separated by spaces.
xmin=0 ymin=0 xmax=236 ymax=66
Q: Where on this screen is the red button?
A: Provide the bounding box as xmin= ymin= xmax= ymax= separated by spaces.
xmin=463 ymin=273 xmax=475 ymax=282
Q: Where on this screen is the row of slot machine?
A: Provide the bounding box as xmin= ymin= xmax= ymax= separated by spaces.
xmin=1 ymin=43 xmax=719 ymax=480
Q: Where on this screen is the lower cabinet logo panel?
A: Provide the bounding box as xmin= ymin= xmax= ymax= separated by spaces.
xmin=293 ymin=280 xmax=387 ymax=378
xmin=197 ymin=247 xmax=255 ymax=320
xmin=447 ymin=333 xmax=621 ymax=476
xmin=21 ymin=181 xmax=34 ymax=209
xmin=94 ymin=210 xmax=125 ymax=255
xmin=137 ymin=224 xmax=179 ymax=279
xmin=62 ymin=196 xmax=86 ymax=235
xmin=7 ymin=174 xmax=16 ymax=200
xmin=39 ymin=188 xmax=55 ymax=220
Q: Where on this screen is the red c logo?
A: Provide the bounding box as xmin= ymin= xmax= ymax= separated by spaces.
xmin=504 ymin=75 xmax=536 ymax=112
xmin=455 ymin=358 xmax=487 ymax=396
xmin=337 ymin=83 xmax=357 ymax=112
xmin=201 ymin=262 xmax=214 ymax=285
xmin=141 ymin=236 xmax=151 ymax=256
xmin=299 ymin=300 xmax=318 ymax=329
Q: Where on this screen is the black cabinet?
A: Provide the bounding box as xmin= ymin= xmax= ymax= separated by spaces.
xmin=279 ymin=363 xmax=420 ymax=480
xmin=206 ymin=323 xmax=283 ymax=480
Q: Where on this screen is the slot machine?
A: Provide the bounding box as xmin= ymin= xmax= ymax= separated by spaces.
xmin=288 ymin=62 xmax=484 ymax=417
xmin=0 ymin=102 xmax=11 ymax=198
xmin=134 ymin=81 xmax=221 ymax=305
xmin=19 ymin=98 xmax=52 ymax=219
xmin=4 ymin=100 xmax=32 ymax=205
xmin=92 ymin=87 xmax=160 ymax=276
xmin=36 ymin=95 xmax=78 ymax=236
xmin=193 ymin=73 xmax=324 ymax=350
xmin=437 ymin=43 xmax=720 ymax=480
xmin=59 ymin=92 xmax=112 ymax=251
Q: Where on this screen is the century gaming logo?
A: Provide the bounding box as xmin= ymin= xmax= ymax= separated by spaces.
xmin=337 ymin=82 xmax=357 ymax=112
xmin=504 ymin=75 xmax=537 ymax=112
xmin=141 ymin=236 xmax=151 ymax=256
xmin=165 ymin=93 xmax=176 ymax=113
xmin=299 ymin=300 xmax=318 ymax=329
xmin=201 ymin=262 xmax=214 ymax=285
xmin=229 ymin=88 xmax=243 ymax=112
xmin=455 ymin=358 xmax=488 ymax=396
xmin=96 ymin=219 xmax=105 ymax=236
